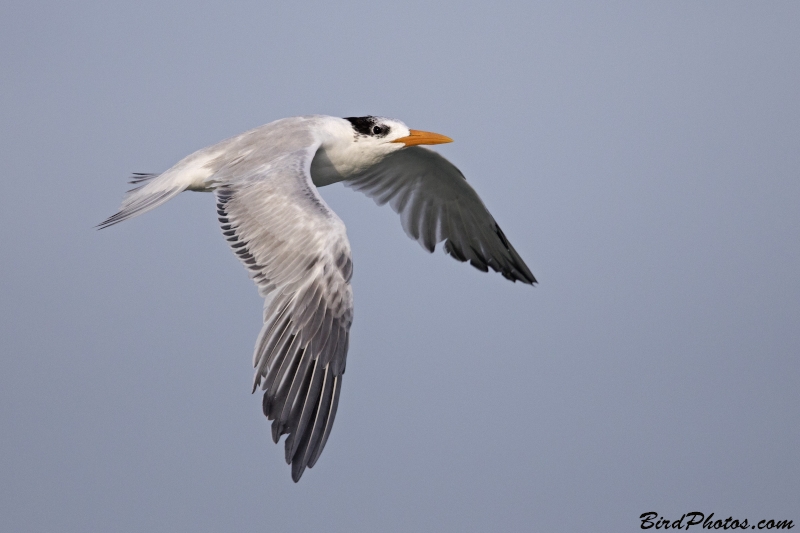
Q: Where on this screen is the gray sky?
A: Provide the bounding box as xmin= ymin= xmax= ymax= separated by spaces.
xmin=1 ymin=1 xmax=798 ymax=531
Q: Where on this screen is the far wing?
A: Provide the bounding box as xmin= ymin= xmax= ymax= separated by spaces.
xmin=215 ymin=145 xmax=353 ymax=482
xmin=345 ymin=147 xmax=536 ymax=284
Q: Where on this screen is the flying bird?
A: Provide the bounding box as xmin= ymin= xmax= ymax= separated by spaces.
xmin=100 ymin=115 xmax=536 ymax=481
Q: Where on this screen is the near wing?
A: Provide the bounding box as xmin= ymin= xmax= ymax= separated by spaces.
xmin=345 ymin=147 xmax=536 ymax=284
xmin=215 ymin=145 xmax=354 ymax=482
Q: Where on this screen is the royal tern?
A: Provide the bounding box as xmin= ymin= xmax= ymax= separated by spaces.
xmin=100 ymin=115 xmax=536 ymax=481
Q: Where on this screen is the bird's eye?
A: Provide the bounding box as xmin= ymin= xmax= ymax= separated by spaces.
xmin=372 ymin=125 xmax=383 ymax=135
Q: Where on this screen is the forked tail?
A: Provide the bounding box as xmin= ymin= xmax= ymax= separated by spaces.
xmin=98 ymin=148 xmax=220 ymax=229
xmin=97 ymin=173 xmax=186 ymax=229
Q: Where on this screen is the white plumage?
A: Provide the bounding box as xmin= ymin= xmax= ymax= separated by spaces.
xmin=100 ymin=115 xmax=535 ymax=481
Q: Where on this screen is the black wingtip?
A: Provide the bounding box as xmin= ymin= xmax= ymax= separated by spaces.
xmin=519 ymin=268 xmax=537 ymax=286
xmin=492 ymin=224 xmax=537 ymax=285
xmin=291 ymin=462 xmax=305 ymax=482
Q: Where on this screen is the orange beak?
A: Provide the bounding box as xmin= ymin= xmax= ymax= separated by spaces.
xmin=392 ymin=129 xmax=453 ymax=147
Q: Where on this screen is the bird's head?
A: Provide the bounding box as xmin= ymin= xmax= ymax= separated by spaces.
xmin=343 ymin=115 xmax=453 ymax=152
xmin=311 ymin=115 xmax=453 ymax=185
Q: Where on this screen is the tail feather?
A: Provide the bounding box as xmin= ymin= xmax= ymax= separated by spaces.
xmin=127 ymin=172 xmax=159 ymax=185
xmin=98 ymin=148 xmax=221 ymax=229
xmin=98 ymin=180 xmax=185 ymax=229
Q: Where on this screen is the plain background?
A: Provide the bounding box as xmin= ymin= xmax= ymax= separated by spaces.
xmin=1 ymin=2 xmax=798 ymax=531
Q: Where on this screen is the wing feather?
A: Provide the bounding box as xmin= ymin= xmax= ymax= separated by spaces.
xmin=307 ymin=374 xmax=341 ymax=468
xmin=345 ymin=146 xmax=536 ymax=284
xmin=216 ymin=142 xmax=353 ymax=482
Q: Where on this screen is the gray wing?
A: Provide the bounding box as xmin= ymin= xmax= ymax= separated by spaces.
xmin=345 ymin=147 xmax=536 ymax=284
xmin=215 ymin=144 xmax=353 ymax=482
